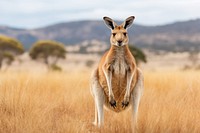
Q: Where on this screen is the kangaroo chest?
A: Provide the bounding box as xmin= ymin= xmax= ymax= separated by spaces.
xmin=113 ymin=57 xmax=128 ymax=76
xmin=110 ymin=52 xmax=130 ymax=97
xmin=112 ymin=51 xmax=129 ymax=76
xmin=104 ymin=52 xmax=132 ymax=112
xmin=98 ymin=47 xmax=137 ymax=112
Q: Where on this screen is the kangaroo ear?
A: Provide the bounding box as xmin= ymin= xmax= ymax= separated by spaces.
xmin=123 ymin=16 xmax=135 ymax=29
xmin=103 ymin=16 xmax=116 ymax=30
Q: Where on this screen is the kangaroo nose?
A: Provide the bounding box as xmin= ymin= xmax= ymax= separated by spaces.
xmin=118 ymin=40 xmax=122 ymax=46
xmin=118 ymin=40 xmax=122 ymax=44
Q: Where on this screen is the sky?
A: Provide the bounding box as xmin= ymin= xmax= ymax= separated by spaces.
xmin=0 ymin=0 xmax=200 ymax=29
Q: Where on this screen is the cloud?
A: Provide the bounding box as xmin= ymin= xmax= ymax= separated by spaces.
xmin=0 ymin=0 xmax=200 ymax=28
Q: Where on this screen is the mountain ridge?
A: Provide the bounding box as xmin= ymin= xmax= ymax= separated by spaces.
xmin=0 ymin=19 xmax=200 ymax=51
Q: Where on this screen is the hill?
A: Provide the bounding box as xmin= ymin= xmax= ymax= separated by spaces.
xmin=0 ymin=19 xmax=200 ymax=51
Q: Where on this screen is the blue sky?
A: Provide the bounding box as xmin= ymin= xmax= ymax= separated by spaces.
xmin=0 ymin=0 xmax=200 ymax=29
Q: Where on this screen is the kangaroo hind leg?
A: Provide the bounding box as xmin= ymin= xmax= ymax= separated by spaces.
xmin=131 ymin=68 xmax=144 ymax=128
xmin=90 ymin=69 xmax=105 ymax=127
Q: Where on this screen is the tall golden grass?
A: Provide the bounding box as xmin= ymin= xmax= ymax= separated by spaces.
xmin=0 ymin=70 xmax=200 ymax=133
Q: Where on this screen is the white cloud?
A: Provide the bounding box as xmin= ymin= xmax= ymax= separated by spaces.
xmin=0 ymin=0 xmax=200 ymax=28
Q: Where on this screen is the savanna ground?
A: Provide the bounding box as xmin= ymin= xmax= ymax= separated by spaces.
xmin=0 ymin=69 xmax=200 ymax=133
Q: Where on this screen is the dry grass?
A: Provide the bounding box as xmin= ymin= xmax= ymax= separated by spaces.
xmin=0 ymin=70 xmax=200 ymax=133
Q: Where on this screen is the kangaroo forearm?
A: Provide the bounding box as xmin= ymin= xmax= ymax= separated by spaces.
xmin=126 ymin=68 xmax=136 ymax=97
xmin=102 ymin=64 xmax=113 ymax=96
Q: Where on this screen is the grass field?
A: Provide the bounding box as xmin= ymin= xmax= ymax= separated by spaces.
xmin=0 ymin=70 xmax=200 ymax=133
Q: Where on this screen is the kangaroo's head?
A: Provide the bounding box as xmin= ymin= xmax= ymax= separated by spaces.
xmin=103 ymin=16 xmax=135 ymax=47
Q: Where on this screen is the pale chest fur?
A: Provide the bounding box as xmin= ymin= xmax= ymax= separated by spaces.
xmin=112 ymin=49 xmax=129 ymax=76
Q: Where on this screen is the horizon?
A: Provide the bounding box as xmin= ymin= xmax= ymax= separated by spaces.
xmin=1 ymin=17 xmax=200 ymax=30
xmin=1 ymin=0 xmax=200 ymax=29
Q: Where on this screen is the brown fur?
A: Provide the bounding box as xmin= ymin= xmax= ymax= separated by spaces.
xmin=91 ymin=16 xmax=143 ymax=128
xmin=97 ymin=25 xmax=138 ymax=112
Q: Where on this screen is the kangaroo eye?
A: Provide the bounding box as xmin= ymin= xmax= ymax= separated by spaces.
xmin=123 ymin=33 xmax=127 ymax=36
xmin=112 ymin=33 xmax=116 ymax=36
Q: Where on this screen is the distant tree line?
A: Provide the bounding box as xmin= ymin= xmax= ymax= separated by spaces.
xmin=0 ymin=35 xmax=147 ymax=71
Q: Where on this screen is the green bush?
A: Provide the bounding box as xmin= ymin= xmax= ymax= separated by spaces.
xmin=0 ymin=35 xmax=24 ymax=69
xmin=129 ymin=45 xmax=147 ymax=64
xmin=29 ymin=40 xmax=66 ymax=71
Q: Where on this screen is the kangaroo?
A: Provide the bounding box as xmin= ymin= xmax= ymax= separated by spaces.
xmin=90 ymin=16 xmax=144 ymax=128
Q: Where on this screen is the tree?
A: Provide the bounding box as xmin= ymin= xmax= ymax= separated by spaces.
xmin=29 ymin=40 xmax=66 ymax=70
xmin=129 ymin=45 xmax=147 ymax=64
xmin=0 ymin=35 xmax=24 ymax=69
